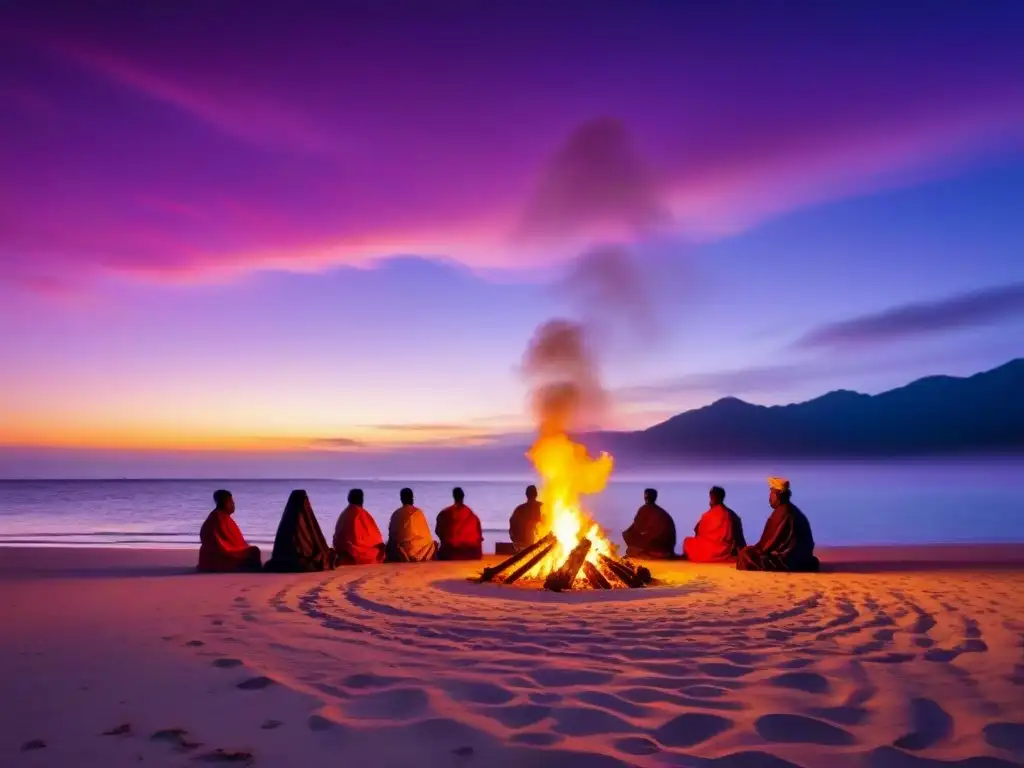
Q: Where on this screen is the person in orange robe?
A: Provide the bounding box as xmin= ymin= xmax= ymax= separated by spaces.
xmin=436 ymin=487 xmax=484 ymax=560
xmin=386 ymin=487 xmax=438 ymax=562
xmin=197 ymin=490 xmax=262 ymax=572
xmin=333 ymin=488 xmax=386 ymax=565
xmin=622 ymin=488 xmax=677 ymax=558
xmin=683 ymin=486 xmax=747 ymax=563
xmin=509 ymin=485 xmax=546 ymax=551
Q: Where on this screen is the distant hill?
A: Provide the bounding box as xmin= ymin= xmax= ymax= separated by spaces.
xmin=596 ymin=359 xmax=1024 ymax=458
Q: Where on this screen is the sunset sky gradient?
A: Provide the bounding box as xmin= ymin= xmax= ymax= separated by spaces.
xmin=2 ymin=1 xmax=1023 ymax=474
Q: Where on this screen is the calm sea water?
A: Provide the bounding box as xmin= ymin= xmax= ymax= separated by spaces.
xmin=1 ymin=460 xmax=1022 ymax=550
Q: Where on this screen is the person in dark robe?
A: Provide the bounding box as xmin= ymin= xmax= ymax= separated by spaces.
xmin=386 ymin=488 xmax=438 ymax=562
xmin=436 ymin=487 xmax=484 ymax=560
xmin=737 ymin=477 xmax=819 ymax=572
xmin=264 ymin=490 xmax=337 ymax=572
xmin=683 ymin=486 xmax=747 ymax=562
xmin=622 ymin=488 xmax=677 ymax=558
xmin=509 ymin=485 xmax=546 ymax=551
xmin=333 ymin=488 xmax=386 ymax=565
xmin=197 ymin=490 xmax=262 ymax=572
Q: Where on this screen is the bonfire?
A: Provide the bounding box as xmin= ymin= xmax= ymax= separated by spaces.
xmin=479 ymin=432 xmax=653 ymax=591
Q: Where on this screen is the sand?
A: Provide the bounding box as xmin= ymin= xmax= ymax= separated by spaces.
xmin=3 ymin=545 xmax=1024 ymax=768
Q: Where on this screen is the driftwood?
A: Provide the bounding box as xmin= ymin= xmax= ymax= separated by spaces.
xmin=504 ymin=540 xmax=558 ymax=585
xmin=598 ymin=553 xmax=646 ymax=588
xmin=582 ymin=560 xmax=612 ymax=589
xmin=477 ymin=533 xmax=555 ymax=583
xmin=544 ymin=538 xmax=592 ymax=592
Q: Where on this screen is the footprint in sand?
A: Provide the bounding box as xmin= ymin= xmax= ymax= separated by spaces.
xmin=21 ymin=739 xmax=46 ymax=751
xmin=807 ymin=705 xmax=869 ymax=726
xmin=892 ymin=698 xmax=952 ymax=751
xmin=236 ymin=676 xmax=275 ymax=691
xmin=150 ymin=727 xmax=201 ymax=752
xmin=194 ymin=748 xmax=254 ymax=764
xmin=185 ymin=640 xmax=205 ymax=648
xmin=551 ymin=707 xmax=635 ymax=737
xmin=481 ymin=704 xmax=552 ymax=729
xmin=698 ymin=662 xmax=754 ymax=679
xmin=440 ymin=679 xmax=515 ymax=705
xmin=345 ymin=687 xmax=429 ymax=720
xmin=755 ymin=714 xmax=855 ymax=746
xmin=341 ymin=672 xmax=408 ymax=689
xmin=212 ymin=658 xmax=244 ymax=669
xmin=260 ymin=720 xmax=283 ymax=730
xmin=652 ymin=713 xmax=733 ymax=748
xmin=768 ymin=671 xmax=830 ymax=694
xmin=613 ymin=736 xmax=661 ymax=755
xmin=307 ymin=715 xmax=334 ymax=732
xmin=101 ymin=723 xmax=132 ymax=736
xmin=984 ymin=722 xmax=1024 ymax=754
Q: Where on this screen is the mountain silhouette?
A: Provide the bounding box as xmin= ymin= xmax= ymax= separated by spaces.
xmin=597 ymin=358 xmax=1024 ymax=458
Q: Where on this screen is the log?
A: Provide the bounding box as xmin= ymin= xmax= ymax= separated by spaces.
xmin=544 ymin=538 xmax=592 ymax=592
xmin=477 ymin=532 xmax=555 ymax=583
xmin=598 ymin=553 xmax=645 ymax=588
xmin=504 ymin=540 xmax=558 ymax=585
xmin=582 ymin=560 xmax=612 ymax=590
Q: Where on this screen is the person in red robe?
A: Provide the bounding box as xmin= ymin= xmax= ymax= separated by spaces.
xmin=737 ymin=477 xmax=819 ymax=572
xmin=197 ymin=490 xmax=262 ymax=572
xmin=333 ymin=488 xmax=386 ymax=565
xmin=509 ymin=485 xmax=546 ymax=551
xmin=683 ymin=486 xmax=747 ymax=563
xmin=436 ymin=487 xmax=484 ymax=560
xmin=622 ymin=488 xmax=677 ymax=558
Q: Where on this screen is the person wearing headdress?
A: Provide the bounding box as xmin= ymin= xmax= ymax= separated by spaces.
xmin=264 ymin=490 xmax=337 ymax=572
xmin=683 ymin=486 xmax=747 ymax=563
xmin=386 ymin=487 xmax=438 ymax=562
xmin=436 ymin=487 xmax=484 ymax=560
xmin=509 ymin=485 xmax=546 ymax=551
xmin=198 ymin=489 xmax=262 ymax=572
xmin=333 ymin=488 xmax=386 ymax=565
xmin=622 ymin=488 xmax=677 ymax=559
xmin=736 ymin=477 xmax=819 ymax=572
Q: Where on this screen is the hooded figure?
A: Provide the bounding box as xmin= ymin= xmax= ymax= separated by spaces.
xmin=436 ymin=487 xmax=484 ymax=560
xmin=386 ymin=488 xmax=438 ymax=562
xmin=509 ymin=485 xmax=546 ymax=551
xmin=683 ymin=486 xmax=747 ymax=562
xmin=737 ymin=477 xmax=819 ymax=572
xmin=265 ymin=490 xmax=336 ymax=572
xmin=622 ymin=488 xmax=677 ymax=558
xmin=334 ymin=488 xmax=386 ymax=565
xmin=198 ymin=490 xmax=262 ymax=572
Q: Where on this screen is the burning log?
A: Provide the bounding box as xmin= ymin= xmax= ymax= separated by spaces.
xmin=504 ymin=539 xmax=558 ymax=585
xmin=477 ymin=533 xmax=555 ymax=583
xmin=598 ymin=553 xmax=648 ymax=588
xmin=582 ymin=560 xmax=611 ymax=590
xmin=544 ymin=538 xmax=592 ymax=592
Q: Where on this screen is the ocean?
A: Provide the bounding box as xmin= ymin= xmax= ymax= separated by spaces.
xmin=2 ymin=459 xmax=1022 ymax=551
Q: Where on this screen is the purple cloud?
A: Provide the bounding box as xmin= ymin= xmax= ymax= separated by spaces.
xmin=796 ymin=282 xmax=1024 ymax=350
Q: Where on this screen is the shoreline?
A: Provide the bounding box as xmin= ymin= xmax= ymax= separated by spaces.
xmin=4 ymin=545 xmax=1024 ymax=767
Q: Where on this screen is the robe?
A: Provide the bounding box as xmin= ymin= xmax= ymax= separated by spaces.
xmin=386 ymin=505 xmax=438 ymax=562
xmin=737 ymin=502 xmax=819 ymax=572
xmin=622 ymin=503 xmax=677 ymax=559
xmin=436 ymin=503 xmax=484 ymax=561
xmin=509 ymin=500 xmax=546 ymax=551
xmin=683 ymin=504 xmax=747 ymax=563
xmin=197 ymin=509 xmax=262 ymax=573
xmin=264 ymin=491 xmax=336 ymax=572
xmin=333 ymin=504 xmax=386 ymax=565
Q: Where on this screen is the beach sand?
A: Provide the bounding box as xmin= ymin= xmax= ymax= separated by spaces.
xmin=3 ymin=546 xmax=1024 ymax=767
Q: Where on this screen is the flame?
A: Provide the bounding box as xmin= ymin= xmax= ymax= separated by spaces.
xmin=522 ymin=431 xmax=615 ymax=581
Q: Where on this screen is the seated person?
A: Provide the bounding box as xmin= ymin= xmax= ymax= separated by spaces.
xmin=264 ymin=490 xmax=336 ymax=572
xmin=436 ymin=486 xmax=484 ymax=560
xmin=683 ymin=486 xmax=747 ymax=562
xmin=737 ymin=477 xmax=819 ymax=573
xmin=197 ymin=489 xmax=262 ymax=572
xmin=509 ymin=484 xmax=546 ymax=551
xmin=386 ymin=487 xmax=438 ymax=562
xmin=333 ymin=488 xmax=386 ymax=565
xmin=622 ymin=488 xmax=677 ymax=558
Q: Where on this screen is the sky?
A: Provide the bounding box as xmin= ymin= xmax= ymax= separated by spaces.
xmin=1 ymin=1 xmax=1023 ymax=476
